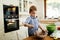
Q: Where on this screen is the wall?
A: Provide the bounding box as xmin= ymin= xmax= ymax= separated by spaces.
xmin=35 ymin=0 xmax=44 ymax=19
xmin=0 ymin=0 xmax=5 ymax=40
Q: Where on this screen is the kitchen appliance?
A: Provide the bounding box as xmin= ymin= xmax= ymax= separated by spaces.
xmin=3 ymin=5 xmax=19 ymax=33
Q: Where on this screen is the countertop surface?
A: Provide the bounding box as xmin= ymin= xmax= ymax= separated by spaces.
xmin=24 ymin=36 xmax=54 ymax=40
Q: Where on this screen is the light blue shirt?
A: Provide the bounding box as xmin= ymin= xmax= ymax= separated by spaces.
xmin=25 ymin=16 xmax=39 ymax=35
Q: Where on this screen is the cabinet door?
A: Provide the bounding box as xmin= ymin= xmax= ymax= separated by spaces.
xmin=4 ymin=31 xmax=17 ymax=40
xmin=17 ymin=27 xmax=28 ymax=40
xmin=19 ymin=0 xmax=29 ymax=12
xmin=0 ymin=31 xmax=5 ymax=40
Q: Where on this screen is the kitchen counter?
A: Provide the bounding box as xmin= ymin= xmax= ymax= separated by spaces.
xmin=24 ymin=36 xmax=60 ymax=40
xmin=40 ymin=19 xmax=59 ymax=24
xmin=23 ymin=36 xmax=54 ymax=40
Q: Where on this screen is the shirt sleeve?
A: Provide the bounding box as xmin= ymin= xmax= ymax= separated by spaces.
xmin=25 ymin=17 xmax=31 ymax=24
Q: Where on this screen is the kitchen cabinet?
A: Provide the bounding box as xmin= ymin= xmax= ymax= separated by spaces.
xmin=0 ymin=31 xmax=5 ymax=40
xmin=19 ymin=0 xmax=33 ymax=16
xmin=19 ymin=0 xmax=32 ymax=12
xmin=3 ymin=27 xmax=28 ymax=40
xmin=4 ymin=31 xmax=17 ymax=40
xmin=17 ymin=27 xmax=28 ymax=40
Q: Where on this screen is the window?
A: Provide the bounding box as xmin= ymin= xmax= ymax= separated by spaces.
xmin=45 ymin=0 xmax=60 ymax=19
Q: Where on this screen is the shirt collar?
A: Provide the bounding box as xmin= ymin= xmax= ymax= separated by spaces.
xmin=30 ymin=16 xmax=36 ymax=19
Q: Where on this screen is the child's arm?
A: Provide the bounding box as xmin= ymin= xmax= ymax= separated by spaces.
xmin=23 ymin=23 xmax=34 ymax=28
xmin=38 ymin=25 xmax=48 ymax=33
xmin=38 ymin=25 xmax=45 ymax=32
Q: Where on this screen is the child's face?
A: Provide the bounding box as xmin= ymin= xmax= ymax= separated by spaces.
xmin=30 ymin=11 xmax=37 ymax=17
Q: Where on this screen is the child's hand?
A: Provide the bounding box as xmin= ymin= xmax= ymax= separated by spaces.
xmin=42 ymin=29 xmax=48 ymax=33
xmin=34 ymin=30 xmax=47 ymax=38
